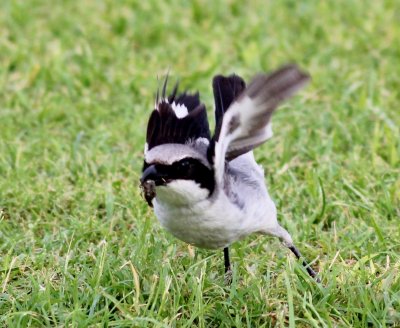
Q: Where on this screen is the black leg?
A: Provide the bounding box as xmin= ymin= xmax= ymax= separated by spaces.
xmin=288 ymin=245 xmax=320 ymax=282
xmin=223 ymin=247 xmax=231 ymax=273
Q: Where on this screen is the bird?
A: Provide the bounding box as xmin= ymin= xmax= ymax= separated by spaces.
xmin=140 ymin=64 xmax=319 ymax=281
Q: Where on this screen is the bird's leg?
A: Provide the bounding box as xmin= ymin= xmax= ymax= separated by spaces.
xmin=223 ymin=247 xmax=231 ymax=273
xmin=272 ymin=225 xmax=320 ymax=282
xmin=223 ymin=247 xmax=233 ymax=284
xmin=288 ymin=244 xmax=320 ymax=282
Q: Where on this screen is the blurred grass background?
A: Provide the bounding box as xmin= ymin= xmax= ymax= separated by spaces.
xmin=0 ymin=0 xmax=399 ymax=326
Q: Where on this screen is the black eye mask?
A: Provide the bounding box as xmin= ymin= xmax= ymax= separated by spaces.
xmin=141 ymin=158 xmax=215 ymax=196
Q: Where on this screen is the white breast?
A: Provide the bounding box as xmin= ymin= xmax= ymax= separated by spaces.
xmin=152 ymin=174 xmax=279 ymax=249
xmin=154 ymin=185 xmax=244 ymax=249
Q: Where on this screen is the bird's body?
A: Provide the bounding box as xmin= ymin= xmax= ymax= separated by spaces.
xmin=153 ymin=151 xmax=285 ymax=249
xmin=140 ymin=65 xmax=318 ymax=279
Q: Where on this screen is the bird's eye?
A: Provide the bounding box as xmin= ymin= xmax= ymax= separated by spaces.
xmin=179 ymin=159 xmax=191 ymax=170
xmin=176 ymin=159 xmax=196 ymax=174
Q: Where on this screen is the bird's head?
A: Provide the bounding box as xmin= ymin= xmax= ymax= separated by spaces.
xmin=140 ymin=77 xmax=215 ymax=207
xmin=141 ymin=143 xmax=215 ymax=207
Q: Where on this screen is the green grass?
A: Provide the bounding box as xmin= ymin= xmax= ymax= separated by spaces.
xmin=1 ymin=0 xmax=399 ymax=326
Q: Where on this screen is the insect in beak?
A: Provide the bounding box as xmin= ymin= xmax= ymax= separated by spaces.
xmin=140 ymin=180 xmax=156 ymax=207
xmin=140 ymin=164 xmax=169 ymax=206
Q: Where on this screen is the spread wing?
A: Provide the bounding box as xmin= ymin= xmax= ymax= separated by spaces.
xmin=211 ymin=64 xmax=310 ymax=183
xmin=212 ymin=74 xmax=247 ymax=143
xmin=145 ymin=77 xmax=211 ymax=153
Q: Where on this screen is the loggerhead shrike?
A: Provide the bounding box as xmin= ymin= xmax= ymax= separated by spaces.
xmin=140 ymin=64 xmax=319 ymax=280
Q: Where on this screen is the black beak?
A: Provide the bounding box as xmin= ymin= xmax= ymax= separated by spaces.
xmin=140 ymin=164 xmax=168 ymax=186
xmin=140 ymin=164 xmax=158 ymax=185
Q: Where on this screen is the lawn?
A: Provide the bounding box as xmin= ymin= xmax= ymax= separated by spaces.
xmin=0 ymin=0 xmax=399 ymax=326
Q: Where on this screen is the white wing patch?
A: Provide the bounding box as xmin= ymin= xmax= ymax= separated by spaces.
xmin=171 ymin=101 xmax=188 ymax=118
xmin=156 ymin=98 xmax=189 ymax=118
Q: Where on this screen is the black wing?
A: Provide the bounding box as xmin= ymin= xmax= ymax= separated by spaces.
xmin=146 ymin=78 xmax=211 ymax=151
xmin=212 ymin=74 xmax=246 ymax=141
xmin=207 ymin=74 xmax=246 ymax=162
